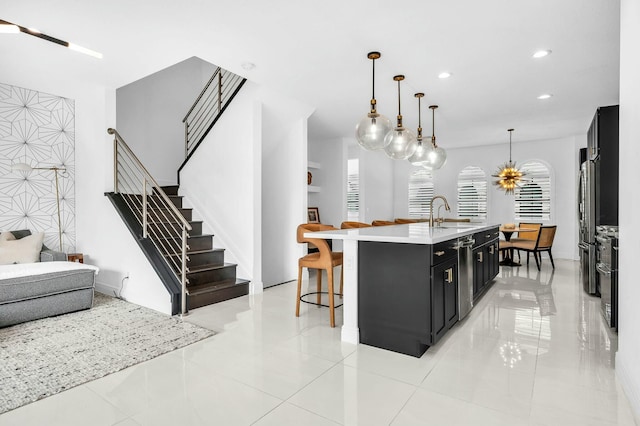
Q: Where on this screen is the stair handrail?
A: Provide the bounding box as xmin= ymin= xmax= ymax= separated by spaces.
xmin=108 ymin=128 xmax=192 ymax=316
xmin=182 ymin=66 xmax=246 ymax=161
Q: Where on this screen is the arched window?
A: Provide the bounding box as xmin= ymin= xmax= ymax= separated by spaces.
xmin=408 ymin=169 xmax=434 ymax=218
xmin=457 ymin=166 xmax=487 ymax=219
xmin=515 ymin=161 xmax=551 ymax=221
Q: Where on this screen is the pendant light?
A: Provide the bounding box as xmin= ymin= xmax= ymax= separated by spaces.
xmin=384 ymin=75 xmax=417 ymax=160
xmin=355 ymin=52 xmax=393 ymax=151
xmin=422 ymin=105 xmax=447 ymax=170
xmin=408 ymin=93 xmax=431 ymax=166
xmin=492 ymin=128 xmax=525 ymax=194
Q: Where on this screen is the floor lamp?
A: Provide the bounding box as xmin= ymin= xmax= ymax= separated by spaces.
xmin=11 ymin=163 xmax=66 ymax=252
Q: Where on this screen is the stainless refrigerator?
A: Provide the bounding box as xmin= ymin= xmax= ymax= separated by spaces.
xmin=578 ymin=158 xmax=597 ymax=294
xmin=579 ymin=105 xmax=619 ymax=296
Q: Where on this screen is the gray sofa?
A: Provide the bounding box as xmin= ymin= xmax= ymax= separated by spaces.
xmin=0 ymin=230 xmax=96 ymax=328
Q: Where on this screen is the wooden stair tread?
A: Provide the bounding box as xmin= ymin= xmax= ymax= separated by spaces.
xmin=165 ymin=248 xmax=224 ymax=258
xmin=158 ymin=233 xmax=214 ymax=240
xmin=187 ymin=278 xmax=250 ymax=295
xmin=188 ymin=262 xmax=236 ymax=273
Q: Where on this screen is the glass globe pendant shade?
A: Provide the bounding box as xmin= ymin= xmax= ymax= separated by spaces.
xmin=384 ymin=126 xmax=417 ymax=160
xmin=408 ymin=140 xmax=431 ymax=166
xmin=355 ymin=112 xmax=393 ymax=150
xmin=423 ymin=144 xmax=447 ymax=170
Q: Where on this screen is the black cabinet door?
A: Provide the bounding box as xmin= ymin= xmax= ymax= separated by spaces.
xmin=490 ymin=241 xmax=499 ymax=281
xmin=473 ymin=246 xmax=484 ymax=297
xmin=431 ymin=257 xmax=458 ymax=344
xmin=444 ymin=259 xmax=459 ymax=329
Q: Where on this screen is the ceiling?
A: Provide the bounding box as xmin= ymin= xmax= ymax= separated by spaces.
xmin=1 ymin=0 xmax=620 ymax=148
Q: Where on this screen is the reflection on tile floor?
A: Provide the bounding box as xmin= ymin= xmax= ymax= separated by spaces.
xmin=1 ymin=260 xmax=637 ymax=425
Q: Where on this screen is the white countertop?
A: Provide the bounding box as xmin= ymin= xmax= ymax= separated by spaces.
xmin=306 ymin=222 xmax=500 ymax=244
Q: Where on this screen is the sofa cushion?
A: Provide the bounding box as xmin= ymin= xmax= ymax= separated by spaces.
xmin=9 ymin=229 xmax=32 ymax=240
xmin=0 ymin=232 xmax=44 ymax=265
xmin=0 ymin=264 xmax=97 ymax=305
xmin=0 ymin=232 xmax=16 ymax=242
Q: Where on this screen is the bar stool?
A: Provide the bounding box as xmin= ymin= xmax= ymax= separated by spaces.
xmin=340 ymin=221 xmax=371 ymax=229
xmin=371 ymin=220 xmax=395 ymax=226
xmin=296 ymin=224 xmax=343 ymax=327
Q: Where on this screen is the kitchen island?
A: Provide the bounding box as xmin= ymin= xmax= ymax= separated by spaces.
xmin=307 ymin=222 xmax=500 ymax=357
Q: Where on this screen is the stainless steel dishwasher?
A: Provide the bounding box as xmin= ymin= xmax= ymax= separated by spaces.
xmin=456 ymin=235 xmax=475 ymax=320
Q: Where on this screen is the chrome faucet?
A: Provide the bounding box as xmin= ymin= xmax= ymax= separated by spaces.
xmin=429 ymin=195 xmax=451 ymax=227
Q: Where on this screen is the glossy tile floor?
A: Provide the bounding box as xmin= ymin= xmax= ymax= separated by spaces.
xmin=1 ymin=259 xmax=637 ymax=425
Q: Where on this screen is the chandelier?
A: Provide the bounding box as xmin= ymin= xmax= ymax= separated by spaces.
xmin=493 ymin=128 xmax=525 ymax=194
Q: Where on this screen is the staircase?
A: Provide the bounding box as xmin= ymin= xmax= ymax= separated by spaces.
xmin=159 ymin=185 xmax=249 ymax=309
xmin=105 ymin=66 xmax=249 ymax=315
xmin=106 ymin=128 xmax=249 ymax=316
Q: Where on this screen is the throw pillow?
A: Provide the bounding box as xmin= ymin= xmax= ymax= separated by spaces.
xmin=0 ymin=232 xmax=16 ymax=242
xmin=0 ymin=232 xmax=44 ymax=265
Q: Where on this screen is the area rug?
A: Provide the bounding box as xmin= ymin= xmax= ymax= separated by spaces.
xmin=0 ymin=293 xmax=214 ymax=414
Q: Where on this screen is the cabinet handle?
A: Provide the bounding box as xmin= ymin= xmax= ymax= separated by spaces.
xmin=489 ymin=245 xmax=494 ymax=254
xmin=486 ymin=234 xmax=491 ymax=238
xmin=445 ymin=267 xmax=453 ymax=283
xmin=435 ymin=251 xmax=445 ymax=256
xmin=478 ymin=252 xmax=483 ymax=263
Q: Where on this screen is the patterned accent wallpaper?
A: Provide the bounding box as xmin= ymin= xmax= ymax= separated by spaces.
xmin=0 ymin=83 xmax=75 ymax=252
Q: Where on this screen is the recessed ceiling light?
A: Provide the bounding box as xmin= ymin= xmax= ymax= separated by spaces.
xmin=241 ymin=62 xmax=256 ymax=71
xmin=537 ymin=93 xmax=553 ymax=100
xmin=438 ymin=72 xmax=452 ymax=79
xmin=533 ymin=50 xmax=552 ymax=58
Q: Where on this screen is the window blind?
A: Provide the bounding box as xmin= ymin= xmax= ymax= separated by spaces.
xmin=457 ymin=166 xmax=487 ymax=219
xmin=347 ymin=159 xmax=359 ymax=221
xmin=515 ymin=161 xmax=551 ymax=220
xmin=408 ymin=169 xmax=434 ymax=218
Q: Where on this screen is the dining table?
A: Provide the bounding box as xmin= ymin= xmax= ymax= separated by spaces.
xmin=499 ymin=226 xmax=537 ymax=266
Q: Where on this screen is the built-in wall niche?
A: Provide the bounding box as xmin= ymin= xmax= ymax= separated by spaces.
xmin=307 ymin=161 xmax=321 ymax=193
xmin=0 ymin=83 xmax=75 ymax=252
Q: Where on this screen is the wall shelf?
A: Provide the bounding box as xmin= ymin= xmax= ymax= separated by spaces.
xmin=308 ymin=185 xmax=321 ymax=193
xmin=308 ymin=161 xmax=322 ymax=169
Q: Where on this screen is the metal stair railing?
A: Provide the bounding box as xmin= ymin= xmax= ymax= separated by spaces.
xmin=182 ymin=67 xmax=246 ymax=159
xmin=107 ymin=128 xmax=192 ymax=316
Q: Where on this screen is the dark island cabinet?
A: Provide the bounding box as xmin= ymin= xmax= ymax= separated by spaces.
xmin=358 ymin=239 xmax=459 ymax=358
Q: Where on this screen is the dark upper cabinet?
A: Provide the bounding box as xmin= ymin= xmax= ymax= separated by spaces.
xmin=590 ymin=105 xmax=619 ymax=226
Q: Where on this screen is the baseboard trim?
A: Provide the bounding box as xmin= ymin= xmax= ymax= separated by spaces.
xmin=616 ymin=352 xmax=640 ymax=422
xmin=95 ymin=280 xmax=121 ymax=299
xmin=341 ymin=325 xmax=359 ymax=345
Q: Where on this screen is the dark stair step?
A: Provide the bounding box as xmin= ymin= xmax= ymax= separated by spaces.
xmin=147 ymin=220 xmax=203 ymax=236
xmin=158 ymin=234 xmax=214 ymax=252
xmin=147 ymin=207 xmax=193 ymax=222
xmin=187 ymin=262 xmax=236 ymax=286
xmin=160 ymin=185 xmax=180 ymax=196
xmin=187 ymin=279 xmax=250 ymax=310
xmin=167 ymin=248 xmax=225 ymax=269
xmin=129 ymin=193 xmax=183 ymax=208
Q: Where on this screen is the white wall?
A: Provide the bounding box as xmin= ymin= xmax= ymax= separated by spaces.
xmin=179 ymin=82 xmax=260 ymax=285
xmin=0 ymin=68 xmax=173 ymax=314
xmin=261 ymin=88 xmax=314 ymax=287
xmin=116 ymin=57 xmax=217 ymax=186
xmin=616 ymin=0 xmax=640 ymax=419
xmin=358 ymin=143 xmax=395 ymax=222
xmin=391 ymin=135 xmax=583 ymax=260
